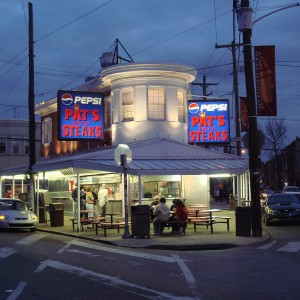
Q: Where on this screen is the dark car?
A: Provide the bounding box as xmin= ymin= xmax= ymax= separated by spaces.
xmin=262 ymin=193 xmax=300 ymax=226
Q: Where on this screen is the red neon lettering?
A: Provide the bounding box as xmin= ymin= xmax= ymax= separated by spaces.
xmin=92 ymin=110 xmax=100 ymax=121
xmin=217 ymin=115 xmax=226 ymax=126
xmin=64 ymin=109 xmax=73 ymax=120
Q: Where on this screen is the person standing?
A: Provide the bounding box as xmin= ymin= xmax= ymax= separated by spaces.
xmin=152 ymin=197 xmax=170 ymax=235
xmin=98 ymin=184 xmax=108 ymax=217
xmin=85 ymin=186 xmax=94 ymax=228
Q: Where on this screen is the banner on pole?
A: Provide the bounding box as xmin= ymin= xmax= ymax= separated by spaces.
xmin=240 ymin=96 xmax=248 ymax=132
xmin=254 ymin=46 xmax=277 ymax=116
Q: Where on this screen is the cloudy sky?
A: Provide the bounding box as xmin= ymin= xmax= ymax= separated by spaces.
xmin=0 ymin=0 xmax=299 ymax=146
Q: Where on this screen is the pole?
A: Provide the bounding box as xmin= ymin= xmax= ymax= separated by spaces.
xmin=28 ymin=2 xmax=36 ymax=213
xmin=121 ymin=154 xmax=131 ymax=239
xmin=240 ymin=0 xmax=262 ymax=237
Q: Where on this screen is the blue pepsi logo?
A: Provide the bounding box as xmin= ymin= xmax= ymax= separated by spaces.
xmin=189 ymin=103 xmax=199 ymax=114
xmin=61 ymin=93 xmax=73 ymax=105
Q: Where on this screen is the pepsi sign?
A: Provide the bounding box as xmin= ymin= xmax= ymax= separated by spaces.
xmin=57 ymin=90 xmax=104 ymax=141
xmin=187 ymin=99 xmax=230 ymax=144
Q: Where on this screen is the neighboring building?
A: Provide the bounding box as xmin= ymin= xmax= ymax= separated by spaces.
xmin=261 ymin=137 xmax=300 ymax=191
xmin=0 ymin=119 xmax=41 ymax=196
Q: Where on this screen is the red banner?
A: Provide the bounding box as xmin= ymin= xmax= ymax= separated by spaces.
xmin=240 ymin=96 xmax=248 ymax=132
xmin=254 ymin=46 xmax=277 ymax=116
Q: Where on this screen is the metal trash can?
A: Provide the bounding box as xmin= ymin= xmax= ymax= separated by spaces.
xmin=49 ymin=203 xmax=64 ymax=227
xmin=131 ymin=205 xmax=150 ymax=238
xmin=229 ymin=194 xmax=238 ymax=211
xmin=235 ymin=206 xmax=252 ymax=236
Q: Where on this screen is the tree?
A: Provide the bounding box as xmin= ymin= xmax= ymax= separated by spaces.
xmin=262 ymin=118 xmax=287 ymax=190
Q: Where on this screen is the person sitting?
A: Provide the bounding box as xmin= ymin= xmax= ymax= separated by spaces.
xmin=172 ymin=199 xmax=189 ymax=234
xmin=152 ymin=197 xmax=170 ymax=235
xmin=149 ymin=196 xmax=160 ymax=221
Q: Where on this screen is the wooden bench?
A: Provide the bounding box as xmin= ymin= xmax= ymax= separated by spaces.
xmin=93 ymin=222 xmax=131 ymax=236
xmin=189 ymin=215 xmax=231 ymax=233
xmin=154 ymin=220 xmax=188 ymax=235
xmin=212 ymin=216 xmax=231 ymax=232
xmin=70 ymin=217 xmax=106 ymax=231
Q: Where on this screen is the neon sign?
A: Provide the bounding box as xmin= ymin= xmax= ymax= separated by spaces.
xmin=187 ymin=99 xmax=230 ymax=144
xmin=57 ymin=90 xmax=104 ymax=141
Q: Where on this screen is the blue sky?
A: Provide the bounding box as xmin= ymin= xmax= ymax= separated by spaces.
xmin=0 ymin=0 xmax=299 ymax=146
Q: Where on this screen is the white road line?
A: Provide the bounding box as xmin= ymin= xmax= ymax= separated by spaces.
xmin=278 ymin=242 xmax=300 ymax=253
xmin=35 ymin=259 xmax=195 ymax=300
xmin=0 ymin=247 xmax=17 ymax=259
xmin=172 ymin=254 xmax=201 ymax=300
xmin=57 ymin=239 xmax=76 ymax=254
xmin=69 ymin=240 xmax=176 ymax=263
xmin=6 ymin=281 xmax=27 ymax=300
xmin=15 ymin=234 xmax=46 ymax=245
xmin=258 ymin=241 xmax=277 ymax=250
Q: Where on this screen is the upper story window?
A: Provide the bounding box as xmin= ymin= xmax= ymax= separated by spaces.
xmin=0 ymin=139 xmax=6 ymax=154
xmin=148 ymin=88 xmax=165 ymax=120
xmin=121 ymin=90 xmax=134 ymax=122
xmin=12 ymin=138 xmax=19 ymax=154
xmin=177 ymin=90 xmax=185 ymax=122
xmin=42 ymin=117 xmax=52 ymax=145
xmin=104 ymin=98 xmax=112 ymax=129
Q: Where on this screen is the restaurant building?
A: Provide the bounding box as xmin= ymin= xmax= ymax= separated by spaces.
xmin=0 ymin=62 xmax=249 ymax=223
xmin=29 ymin=62 xmax=249 ymax=218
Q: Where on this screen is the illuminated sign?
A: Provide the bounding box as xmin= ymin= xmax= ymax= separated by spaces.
xmin=187 ymin=99 xmax=230 ymax=144
xmin=57 ymin=90 xmax=104 ymax=141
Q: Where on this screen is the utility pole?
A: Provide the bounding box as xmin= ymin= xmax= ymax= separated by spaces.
xmin=192 ymin=75 xmax=218 ymax=99
xmin=28 ymin=2 xmax=36 ymax=212
xmin=192 ymin=75 xmax=218 ymax=149
xmin=238 ymin=0 xmax=262 ymax=237
xmin=215 ymin=0 xmax=242 ymax=156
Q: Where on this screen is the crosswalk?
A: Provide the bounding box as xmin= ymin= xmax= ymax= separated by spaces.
xmin=258 ymin=241 xmax=300 ymax=253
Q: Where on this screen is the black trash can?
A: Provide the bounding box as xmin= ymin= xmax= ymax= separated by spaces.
xmin=235 ymin=206 xmax=252 ymax=236
xmin=49 ymin=203 xmax=64 ymax=227
xmin=131 ymin=205 xmax=150 ymax=238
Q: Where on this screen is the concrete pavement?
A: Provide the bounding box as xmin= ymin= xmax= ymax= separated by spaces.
xmin=37 ymin=203 xmax=269 ymax=250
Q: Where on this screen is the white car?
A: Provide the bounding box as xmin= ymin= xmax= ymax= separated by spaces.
xmin=0 ymin=198 xmax=38 ymax=232
xmin=283 ymin=186 xmax=300 ymax=195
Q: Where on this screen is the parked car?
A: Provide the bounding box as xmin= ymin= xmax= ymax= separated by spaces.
xmin=283 ymin=186 xmax=300 ymax=194
xmin=0 ymin=198 xmax=38 ymax=232
xmin=262 ymin=193 xmax=300 ymax=226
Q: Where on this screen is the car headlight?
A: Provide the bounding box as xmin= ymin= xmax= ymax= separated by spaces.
xmin=0 ymin=215 xmax=5 ymax=220
xmin=295 ymin=208 xmax=300 ymax=212
xmin=29 ymin=214 xmax=38 ymax=221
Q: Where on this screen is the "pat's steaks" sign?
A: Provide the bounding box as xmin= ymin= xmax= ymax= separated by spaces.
xmin=188 ymin=100 xmax=230 ymax=144
xmin=57 ymin=90 xmax=104 ymax=141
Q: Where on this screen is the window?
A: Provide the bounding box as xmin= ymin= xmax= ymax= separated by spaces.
xmin=177 ymin=90 xmax=185 ymax=122
xmin=104 ymin=99 xmax=112 ymax=129
xmin=121 ymin=90 xmax=134 ymax=122
xmin=148 ymin=88 xmax=165 ymax=120
xmin=0 ymin=139 xmax=6 ymax=154
xmin=12 ymin=139 xmax=19 ymax=154
xmin=42 ymin=117 xmax=52 ymax=145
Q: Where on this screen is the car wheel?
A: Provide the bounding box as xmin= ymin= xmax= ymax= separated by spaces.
xmin=30 ymin=228 xmax=37 ymax=232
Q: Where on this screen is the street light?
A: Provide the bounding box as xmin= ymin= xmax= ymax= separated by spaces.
xmin=114 ymin=144 xmax=132 ymax=239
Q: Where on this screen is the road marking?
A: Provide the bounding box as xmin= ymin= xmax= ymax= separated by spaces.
xmin=35 ymin=259 xmax=195 ymax=300
xmin=172 ymin=254 xmax=201 ymax=300
xmin=258 ymin=241 xmax=277 ymax=250
xmin=0 ymin=247 xmax=17 ymax=259
xmin=278 ymin=242 xmax=300 ymax=253
xmin=57 ymin=239 xmax=75 ymax=254
xmin=69 ymin=240 xmax=176 ymax=263
xmin=15 ymin=234 xmax=46 ymax=245
xmin=6 ymin=281 xmax=27 ymax=300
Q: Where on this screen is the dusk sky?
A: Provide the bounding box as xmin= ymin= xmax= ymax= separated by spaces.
xmin=0 ymin=0 xmax=299 ymax=147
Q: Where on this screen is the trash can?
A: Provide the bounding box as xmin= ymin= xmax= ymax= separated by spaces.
xmin=229 ymin=194 xmax=238 ymax=210
xmin=235 ymin=206 xmax=252 ymax=236
xmin=131 ymin=205 xmax=150 ymax=238
xmin=49 ymin=203 xmax=64 ymax=227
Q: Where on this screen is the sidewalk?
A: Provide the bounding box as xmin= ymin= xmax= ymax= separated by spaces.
xmin=37 ymin=204 xmax=269 ymax=251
